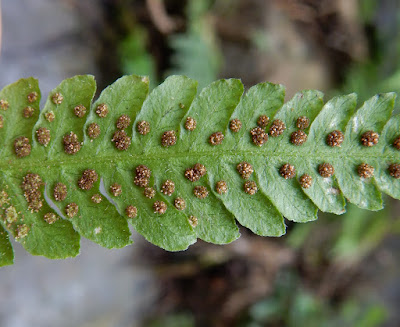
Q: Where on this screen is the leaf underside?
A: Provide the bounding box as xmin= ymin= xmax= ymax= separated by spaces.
xmin=0 ymin=75 xmax=399 ymax=266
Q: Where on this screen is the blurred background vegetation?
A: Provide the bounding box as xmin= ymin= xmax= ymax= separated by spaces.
xmin=1 ymin=0 xmax=400 ymax=326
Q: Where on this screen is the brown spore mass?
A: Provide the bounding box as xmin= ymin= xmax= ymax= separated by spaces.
xmin=161 ymin=130 xmax=177 ymax=147
xmin=299 ymin=174 xmax=312 ymax=189
xmin=296 ymin=116 xmax=310 ymax=129
xmin=280 ymin=163 xmax=296 ymax=179
xmin=361 ymin=131 xmax=379 ymax=147
xmin=63 ymin=132 xmax=81 ymax=154
xmin=209 ymin=132 xmax=224 ymax=145
xmin=230 ymin=118 xmax=242 ymax=132
xmin=269 ymin=119 xmax=286 ymax=137
xmin=250 ymin=127 xmax=268 ymax=146
xmin=290 ymin=130 xmax=307 ymax=146
xmin=78 ymin=169 xmax=98 ymax=190
xmin=237 ymin=162 xmax=254 ymax=179
xmin=87 ymin=123 xmax=101 ymax=139
xmin=23 ymin=106 xmax=35 ymax=118
xmin=153 ymin=201 xmax=167 ymax=214
xmin=326 ymin=130 xmax=344 ymax=147
xmin=112 ymin=130 xmax=131 ymax=150
xmin=96 ymin=103 xmax=109 ymax=118
xmin=388 ymin=163 xmax=400 ymax=179
xmin=53 ymin=183 xmax=67 ymax=201
xmin=36 ymin=127 xmax=51 ymax=146
xmin=137 ymin=120 xmax=150 ymax=135
xmin=193 ymin=186 xmax=209 ymax=199
xmin=52 ymin=92 xmax=64 ymax=105
xmin=318 ymin=163 xmax=335 ymax=177
xmin=74 ymin=104 xmax=87 ymax=118
xmin=215 ymin=180 xmax=228 ymax=194
xmin=161 ymin=180 xmax=175 ymax=196
xmin=116 ymin=115 xmax=131 ymax=129
xmin=27 ymin=92 xmax=38 ymax=103
xmin=125 ymin=205 xmax=138 ymax=218
xmin=174 ymin=197 xmax=186 ymax=210
xmin=185 ymin=117 xmax=197 ymax=131
xmin=110 ymin=183 xmax=122 ymax=197
xmin=14 ymin=136 xmax=31 ymax=157
xmin=257 ymin=115 xmax=270 ymax=128
xmin=65 ymin=203 xmax=79 ymax=218
xmin=244 ymin=181 xmax=258 ymax=195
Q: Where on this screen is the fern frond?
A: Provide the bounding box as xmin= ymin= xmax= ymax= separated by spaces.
xmin=0 ymin=75 xmax=399 ymax=266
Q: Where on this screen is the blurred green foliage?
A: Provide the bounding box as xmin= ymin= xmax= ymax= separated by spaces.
xmin=238 ymin=271 xmax=387 ymax=327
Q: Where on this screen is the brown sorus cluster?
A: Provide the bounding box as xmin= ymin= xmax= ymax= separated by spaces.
xmin=230 ymin=118 xmax=242 ymax=132
xmin=112 ymin=130 xmax=131 ymax=150
xmin=137 ymin=120 xmax=150 ymax=135
xmin=237 ymin=162 xmax=254 ymax=179
xmin=161 ymin=130 xmax=177 ymax=147
xmin=116 ymin=115 xmax=131 ymax=129
xmin=23 ymin=106 xmax=35 ymax=118
xmin=110 ymin=183 xmax=122 ymax=197
xmin=14 ymin=136 xmax=31 ymax=157
xmin=296 ymin=116 xmax=310 ymax=129
xmin=65 ymin=203 xmax=79 ymax=218
xmin=78 ymin=169 xmax=98 ymax=190
xmin=185 ymin=117 xmax=196 ymax=131
xmin=53 ymin=183 xmax=67 ymax=201
xmin=134 ymin=165 xmax=151 ymax=187
xmin=326 ymin=130 xmax=344 ymax=147
xmin=361 ymin=131 xmax=379 ymax=147
xmin=393 ymin=136 xmax=400 ymax=150
xmin=44 ymin=213 xmax=58 ymax=224
xmin=161 ymin=180 xmax=175 ymax=196
xmin=290 ymin=130 xmax=307 ymax=146
xmin=299 ymin=174 xmax=312 ymax=188
xmin=193 ymin=186 xmax=209 ymax=199
xmin=91 ymin=194 xmax=103 ymax=204
xmin=388 ymin=163 xmax=400 ymax=179
xmin=153 ymin=201 xmax=167 ymax=214
xmin=45 ymin=111 xmax=55 ymax=122
xmin=0 ymin=115 xmax=3 ymax=128
xmin=174 ymin=197 xmax=186 ymax=210
xmin=74 ymin=104 xmax=86 ymax=118
xmin=52 ymin=92 xmax=64 ymax=105
xmin=36 ymin=127 xmax=51 ymax=146
xmin=87 ymin=123 xmax=100 ymax=139
xmin=215 ymin=180 xmax=228 ymax=194
xmin=125 ymin=205 xmax=138 ymax=218
xmin=185 ymin=163 xmax=206 ymax=182
xmin=318 ymin=163 xmax=335 ymax=177
xmin=209 ymin=132 xmax=224 ymax=145
xmin=144 ymin=187 xmax=156 ymax=199
xmin=22 ymin=173 xmax=44 ymax=212
xmin=63 ymin=132 xmax=81 ymax=154
xmin=189 ymin=215 xmax=198 ymax=227
xmin=0 ymin=99 xmax=9 ymax=110
xmin=250 ymin=127 xmax=268 ymax=146
xmin=96 ymin=103 xmax=109 ymax=117
xmin=27 ymin=92 xmax=38 ymax=103
xmin=269 ymin=119 xmax=286 ymax=137
xmin=358 ymin=163 xmax=374 ymax=178
xmin=257 ymin=115 xmax=270 ymax=128
xmin=244 ymin=181 xmax=258 ymax=195
xmin=280 ymin=163 xmax=296 ymax=179
xmin=16 ymin=224 xmax=29 ymax=240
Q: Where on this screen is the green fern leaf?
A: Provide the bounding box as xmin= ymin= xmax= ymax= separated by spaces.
xmin=0 ymin=75 xmax=399 ymax=266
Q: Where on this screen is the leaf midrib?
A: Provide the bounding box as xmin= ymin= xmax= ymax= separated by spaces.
xmin=2 ymin=147 xmax=397 ymax=171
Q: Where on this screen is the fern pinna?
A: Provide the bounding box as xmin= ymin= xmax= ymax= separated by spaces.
xmin=0 ymin=75 xmax=399 ymax=266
